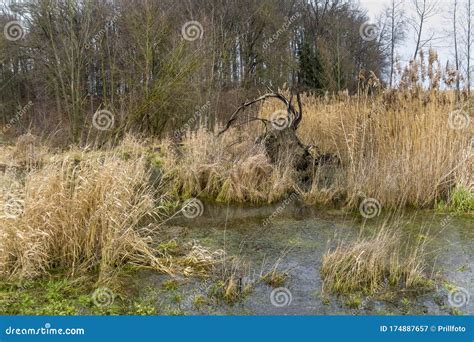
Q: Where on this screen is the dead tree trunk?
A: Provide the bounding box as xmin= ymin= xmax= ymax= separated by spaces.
xmin=218 ymin=92 xmax=315 ymax=186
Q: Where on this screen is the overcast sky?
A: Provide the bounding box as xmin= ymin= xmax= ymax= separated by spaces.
xmin=359 ymin=0 xmax=455 ymax=67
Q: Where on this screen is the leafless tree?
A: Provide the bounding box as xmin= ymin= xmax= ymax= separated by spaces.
xmin=380 ymin=0 xmax=407 ymax=87
xmin=461 ymin=0 xmax=473 ymax=95
xmin=410 ymin=0 xmax=440 ymax=60
xmin=453 ymin=0 xmax=461 ymax=98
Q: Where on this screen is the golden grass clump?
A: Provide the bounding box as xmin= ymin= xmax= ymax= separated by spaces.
xmin=321 ymin=226 xmax=431 ymax=295
xmin=160 ymin=128 xmax=296 ymax=203
xmin=0 ymin=136 xmax=228 ymax=283
xmin=0 ymin=150 xmax=166 ymax=281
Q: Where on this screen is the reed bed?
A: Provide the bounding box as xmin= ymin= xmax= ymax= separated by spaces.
xmin=161 ymin=89 xmax=472 ymax=210
xmin=0 ymin=137 xmax=222 ymax=282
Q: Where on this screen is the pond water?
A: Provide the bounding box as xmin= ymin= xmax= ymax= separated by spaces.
xmin=140 ymin=202 xmax=473 ymax=315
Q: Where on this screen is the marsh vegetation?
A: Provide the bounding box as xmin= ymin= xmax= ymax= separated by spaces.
xmin=0 ymin=0 xmax=472 ymax=315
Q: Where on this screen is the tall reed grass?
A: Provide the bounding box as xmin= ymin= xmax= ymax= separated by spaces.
xmin=0 ymin=137 xmax=221 ymax=282
xmin=161 ymin=89 xmax=472 ymax=210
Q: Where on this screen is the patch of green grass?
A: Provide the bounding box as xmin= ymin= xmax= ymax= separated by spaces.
xmin=438 ymin=186 xmax=474 ymax=212
xmin=192 ymin=294 xmax=208 ymax=308
xmin=344 ymin=294 xmax=362 ymax=309
xmin=161 ymin=279 xmax=179 ymax=291
xmin=0 ymin=278 xmax=87 ymax=315
xmin=449 ymin=307 xmax=463 ymax=316
xmin=400 ymin=297 xmax=410 ymax=309
xmin=442 ymin=281 xmax=457 ymax=293
xmin=171 ymin=294 xmax=183 ymax=303
xmin=208 ymin=276 xmax=249 ymax=305
xmin=0 ymin=274 xmax=160 ymax=315
xmin=130 ymin=301 xmax=157 ymax=315
xmin=450 ymin=186 xmax=474 ymax=212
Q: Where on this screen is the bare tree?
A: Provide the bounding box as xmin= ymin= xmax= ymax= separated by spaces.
xmin=453 ymin=0 xmax=461 ymax=98
xmin=462 ymin=0 xmax=473 ymax=95
xmin=410 ymin=0 xmax=440 ymax=60
xmin=380 ymin=0 xmax=407 ymax=87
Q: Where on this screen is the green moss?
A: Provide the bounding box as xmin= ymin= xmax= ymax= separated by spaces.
xmin=0 ymin=274 xmax=160 ymax=315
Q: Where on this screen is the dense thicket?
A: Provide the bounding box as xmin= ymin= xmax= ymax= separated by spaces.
xmin=0 ymin=0 xmax=387 ymax=143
